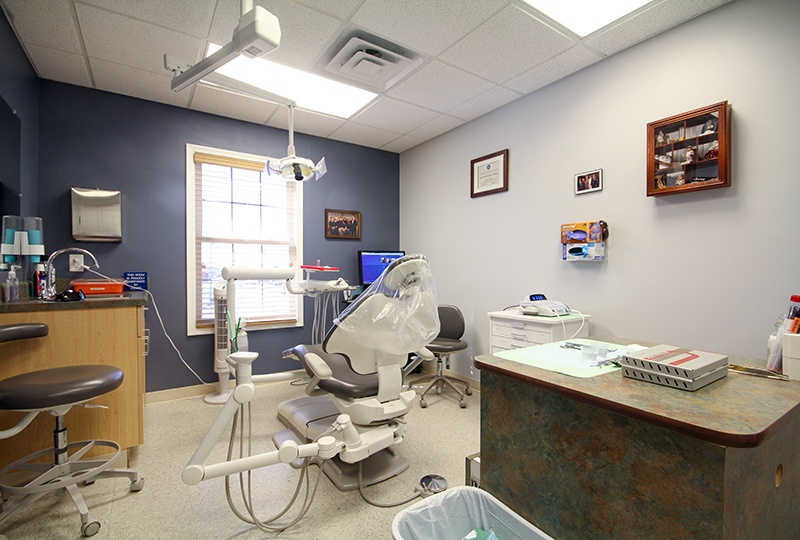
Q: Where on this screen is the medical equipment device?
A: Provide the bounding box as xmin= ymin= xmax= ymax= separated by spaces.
xmin=183 ymin=255 xmax=440 ymax=531
xmin=519 ymin=293 xmax=570 ymax=316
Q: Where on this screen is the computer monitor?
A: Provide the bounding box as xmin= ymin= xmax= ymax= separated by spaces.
xmin=358 ymin=250 xmax=405 ymax=286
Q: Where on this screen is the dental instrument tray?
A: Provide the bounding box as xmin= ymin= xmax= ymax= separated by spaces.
xmin=620 ymin=344 xmax=728 ymax=391
xmin=71 ymin=278 xmax=126 ymax=295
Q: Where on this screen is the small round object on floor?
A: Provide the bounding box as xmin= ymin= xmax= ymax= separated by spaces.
xmin=459 ymin=399 xmax=466 ymax=408
xmin=130 ymin=477 xmax=145 ymax=492
xmin=420 ymin=474 xmax=448 ymax=494
xmin=82 ymin=520 xmax=101 ymax=537
xmin=419 ymin=398 xmax=427 ymax=408
xmin=465 ymin=388 xmax=473 ymax=395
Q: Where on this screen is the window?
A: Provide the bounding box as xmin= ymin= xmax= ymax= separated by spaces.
xmin=186 ymin=144 xmax=303 ymax=336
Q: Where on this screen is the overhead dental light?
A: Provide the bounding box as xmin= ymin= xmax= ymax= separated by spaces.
xmin=199 ymin=73 xmax=327 ymax=182
xmin=164 ymin=1 xmax=325 ymax=182
xmin=168 ymin=1 xmax=281 ymax=92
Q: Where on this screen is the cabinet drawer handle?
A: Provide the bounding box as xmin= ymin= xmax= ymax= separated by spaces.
xmin=143 ymin=328 xmax=150 ymax=357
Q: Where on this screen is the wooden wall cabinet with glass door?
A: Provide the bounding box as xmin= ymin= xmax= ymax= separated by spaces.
xmin=647 ymin=101 xmax=730 ymax=196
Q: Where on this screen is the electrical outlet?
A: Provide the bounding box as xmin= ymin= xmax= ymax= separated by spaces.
xmin=69 ymin=254 xmax=84 ymax=272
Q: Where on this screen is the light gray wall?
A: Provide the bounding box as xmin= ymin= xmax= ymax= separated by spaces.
xmin=400 ymin=0 xmax=800 ymax=379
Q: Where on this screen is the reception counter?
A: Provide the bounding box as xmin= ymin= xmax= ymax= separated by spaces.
xmin=0 ymin=294 xmax=148 ymax=468
xmin=475 ymin=337 xmax=800 ymax=539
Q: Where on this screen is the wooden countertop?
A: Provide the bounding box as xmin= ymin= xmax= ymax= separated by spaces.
xmin=0 ymin=291 xmax=148 ymax=313
xmin=475 ymin=336 xmax=800 ymax=448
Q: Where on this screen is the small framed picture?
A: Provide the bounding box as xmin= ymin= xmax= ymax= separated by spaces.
xmin=575 ymin=168 xmax=603 ymax=195
xmin=325 ymin=209 xmax=361 ymax=239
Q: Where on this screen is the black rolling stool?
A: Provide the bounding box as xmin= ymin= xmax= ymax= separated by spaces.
xmin=0 ymin=323 xmax=144 ymax=537
xmin=417 ymin=305 xmax=473 ymax=408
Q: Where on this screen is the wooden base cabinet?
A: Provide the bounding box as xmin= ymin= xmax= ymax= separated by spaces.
xmin=0 ymin=305 xmax=146 ymax=468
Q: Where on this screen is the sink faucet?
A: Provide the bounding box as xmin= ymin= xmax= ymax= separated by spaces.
xmin=44 ymin=248 xmax=99 ymax=300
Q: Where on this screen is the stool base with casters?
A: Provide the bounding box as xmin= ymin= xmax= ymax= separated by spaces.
xmin=0 ymin=359 xmax=144 ymax=538
xmin=417 ymin=357 xmax=473 ymax=409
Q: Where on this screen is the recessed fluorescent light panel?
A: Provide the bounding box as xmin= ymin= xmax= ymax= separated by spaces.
xmin=206 ymin=44 xmax=377 ymax=118
xmin=521 ymin=0 xmax=652 ymax=37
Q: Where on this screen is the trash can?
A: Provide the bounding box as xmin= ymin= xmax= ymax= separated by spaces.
xmin=391 ymin=486 xmax=553 ymax=540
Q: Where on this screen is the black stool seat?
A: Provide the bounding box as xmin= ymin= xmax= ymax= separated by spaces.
xmin=427 ymin=337 xmax=468 ymax=354
xmin=0 ymin=323 xmax=48 ymax=343
xmin=0 ymin=365 xmax=123 ymax=410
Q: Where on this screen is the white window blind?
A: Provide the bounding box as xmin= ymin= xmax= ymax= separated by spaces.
xmin=186 ymin=144 xmax=303 ymax=335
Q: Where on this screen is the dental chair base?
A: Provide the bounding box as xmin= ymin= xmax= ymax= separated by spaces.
xmin=274 ymin=395 xmax=410 ymax=490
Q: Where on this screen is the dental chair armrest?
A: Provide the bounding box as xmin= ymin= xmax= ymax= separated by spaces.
xmin=304 ymin=352 xmax=332 ymax=396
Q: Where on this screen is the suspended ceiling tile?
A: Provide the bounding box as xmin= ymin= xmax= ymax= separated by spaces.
xmin=350 ymin=0 xmax=508 ymax=56
xmin=387 ymin=60 xmax=495 ymax=114
xmin=351 ymin=97 xmax=439 ymax=134
xmin=24 ymin=44 xmax=92 ymax=87
xmin=440 ymin=5 xmax=575 ymax=83
xmin=90 ymin=58 xmax=191 ymax=108
xmin=78 ymin=0 xmax=216 ymax=39
xmin=2 ymin=0 xmax=83 ymax=53
xmin=504 ymin=45 xmax=603 ymax=95
xmin=267 ymin=107 xmax=346 ymax=139
xmin=381 ymin=134 xmax=426 ymax=154
xmin=291 ymin=0 xmax=364 ymax=19
xmin=447 ymin=86 xmax=522 ymax=122
xmin=191 ymin=85 xmax=280 ymax=125
xmin=406 ymin=115 xmax=466 ymax=141
xmin=328 ymin=122 xmax=401 ymax=149
xmin=586 ymin=0 xmax=732 ymax=57
xmin=208 ymin=0 xmax=341 ymax=70
xmin=76 ymin=3 xmax=203 ymax=75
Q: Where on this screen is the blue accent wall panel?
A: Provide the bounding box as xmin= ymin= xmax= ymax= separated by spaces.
xmin=37 ymin=81 xmax=400 ymax=391
xmin=0 ymin=13 xmax=39 ymax=216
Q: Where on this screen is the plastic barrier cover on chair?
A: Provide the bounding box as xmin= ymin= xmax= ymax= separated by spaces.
xmin=332 ymin=255 xmax=439 ymax=354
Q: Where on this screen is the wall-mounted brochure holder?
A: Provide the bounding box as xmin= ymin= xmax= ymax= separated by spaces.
xmin=561 ymin=221 xmax=607 ymax=261
xmin=71 ymin=187 xmax=122 ymax=242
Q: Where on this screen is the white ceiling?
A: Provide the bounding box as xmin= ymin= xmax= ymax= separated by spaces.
xmin=1 ymin=0 xmax=732 ymax=153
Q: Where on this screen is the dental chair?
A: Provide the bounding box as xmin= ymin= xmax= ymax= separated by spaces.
xmin=0 ymin=323 xmax=143 ymax=538
xmin=277 ymin=254 xmax=440 ymax=490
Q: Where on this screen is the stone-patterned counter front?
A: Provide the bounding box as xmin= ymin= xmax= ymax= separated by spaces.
xmin=475 ymin=337 xmax=800 ymax=540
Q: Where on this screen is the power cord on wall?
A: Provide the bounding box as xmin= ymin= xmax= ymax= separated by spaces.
xmin=81 ymin=265 xmax=215 ymax=387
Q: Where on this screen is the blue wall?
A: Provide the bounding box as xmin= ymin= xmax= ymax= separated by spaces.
xmin=7 ymin=72 xmax=400 ymax=391
xmin=0 ymin=14 xmax=39 ymax=216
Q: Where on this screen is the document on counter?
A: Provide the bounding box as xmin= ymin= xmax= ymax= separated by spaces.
xmin=494 ymin=339 xmax=646 ymax=378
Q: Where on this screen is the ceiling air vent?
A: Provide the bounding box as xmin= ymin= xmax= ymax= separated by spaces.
xmin=319 ymin=33 xmax=424 ymax=91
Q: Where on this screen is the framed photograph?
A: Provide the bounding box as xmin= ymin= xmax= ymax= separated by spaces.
xmin=325 ymin=209 xmax=361 ymax=239
xmin=575 ymin=169 xmax=603 ymax=195
xmin=470 ymin=149 xmax=509 ymax=198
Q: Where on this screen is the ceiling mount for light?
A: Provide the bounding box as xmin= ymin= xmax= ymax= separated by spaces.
xmin=165 ymin=0 xmax=281 ymax=92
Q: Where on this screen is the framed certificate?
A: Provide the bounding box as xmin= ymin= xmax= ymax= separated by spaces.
xmin=470 ymin=149 xmax=508 ymax=198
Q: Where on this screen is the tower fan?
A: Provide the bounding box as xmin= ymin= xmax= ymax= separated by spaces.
xmin=205 ymin=282 xmax=231 ymax=404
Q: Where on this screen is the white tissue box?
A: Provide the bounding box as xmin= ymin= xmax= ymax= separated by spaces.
xmin=783 ymin=333 xmax=800 ymax=379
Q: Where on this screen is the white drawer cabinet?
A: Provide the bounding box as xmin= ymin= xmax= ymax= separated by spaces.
xmin=488 ymin=310 xmax=590 ymax=353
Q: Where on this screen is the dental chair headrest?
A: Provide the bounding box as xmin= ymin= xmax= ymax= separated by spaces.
xmin=381 ymin=254 xmax=428 ymax=291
